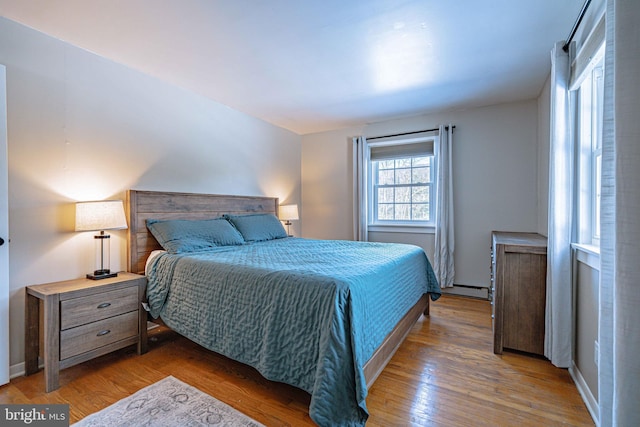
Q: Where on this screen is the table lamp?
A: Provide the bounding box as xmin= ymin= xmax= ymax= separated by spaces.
xmin=279 ymin=204 xmax=299 ymax=236
xmin=75 ymin=200 xmax=128 ymax=280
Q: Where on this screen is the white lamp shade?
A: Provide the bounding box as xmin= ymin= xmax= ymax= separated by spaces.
xmin=75 ymin=200 xmax=128 ymax=232
xmin=279 ymin=204 xmax=299 ymax=221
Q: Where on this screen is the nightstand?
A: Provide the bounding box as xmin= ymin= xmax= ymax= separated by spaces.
xmin=25 ymin=272 xmax=147 ymax=392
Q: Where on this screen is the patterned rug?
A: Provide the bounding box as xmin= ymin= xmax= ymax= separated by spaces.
xmin=73 ymin=376 xmax=265 ymax=426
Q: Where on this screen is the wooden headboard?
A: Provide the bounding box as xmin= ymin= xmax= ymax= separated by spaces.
xmin=126 ymin=190 xmax=279 ymax=274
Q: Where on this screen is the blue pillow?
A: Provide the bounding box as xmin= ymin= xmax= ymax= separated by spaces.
xmin=146 ymin=218 xmax=245 ymax=254
xmin=225 ymin=213 xmax=288 ymax=242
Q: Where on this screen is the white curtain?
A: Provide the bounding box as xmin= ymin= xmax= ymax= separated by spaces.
xmin=434 ymin=125 xmax=454 ymax=288
xmin=599 ymin=1 xmax=640 ymax=425
xmin=545 ymin=41 xmax=574 ymax=368
xmin=352 ymin=136 xmax=368 ymax=241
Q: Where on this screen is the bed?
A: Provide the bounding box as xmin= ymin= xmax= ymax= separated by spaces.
xmin=126 ymin=189 xmax=440 ymax=426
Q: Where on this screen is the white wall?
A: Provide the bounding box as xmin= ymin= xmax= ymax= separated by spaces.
xmin=575 ymin=258 xmax=600 ymax=406
xmin=301 ymin=100 xmax=539 ymax=289
xmin=0 ymin=17 xmax=301 ymax=369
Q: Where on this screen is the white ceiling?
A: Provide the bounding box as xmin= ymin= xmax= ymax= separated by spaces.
xmin=0 ymin=0 xmax=583 ymax=135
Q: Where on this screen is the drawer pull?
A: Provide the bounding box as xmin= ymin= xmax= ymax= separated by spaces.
xmin=96 ymin=329 xmax=111 ymax=337
xmin=97 ymin=302 xmax=111 ymax=309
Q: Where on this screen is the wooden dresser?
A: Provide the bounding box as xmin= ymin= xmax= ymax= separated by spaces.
xmin=491 ymin=231 xmax=547 ymax=356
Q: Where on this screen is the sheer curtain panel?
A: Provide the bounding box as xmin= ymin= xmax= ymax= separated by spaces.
xmin=352 ymin=136 xmax=368 ymax=241
xmin=433 ymin=125 xmax=454 ymax=288
xmin=545 ymin=41 xmax=574 ymax=368
xmin=599 ymin=0 xmax=640 ymax=425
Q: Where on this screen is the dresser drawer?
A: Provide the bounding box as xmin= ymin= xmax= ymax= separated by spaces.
xmin=60 ymin=311 xmax=139 ymax=360
xmin=60 ymin=286 xmax=139 ymax=330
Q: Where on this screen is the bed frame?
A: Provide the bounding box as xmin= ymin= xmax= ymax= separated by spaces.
xmin=125 ymin=189 xmax=429 ymax=388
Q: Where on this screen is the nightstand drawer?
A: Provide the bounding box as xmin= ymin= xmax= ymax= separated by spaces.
xmin=61 ymin=286 xmax=139 ymax=329
xmin=60 ymin=310 xmax=139 ymax=360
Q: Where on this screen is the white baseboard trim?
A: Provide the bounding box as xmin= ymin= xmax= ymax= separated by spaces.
xmin=569 ymin=362 xmax=599 ymax=426
xmin=10 ymin=361 xmax=26 ymax=379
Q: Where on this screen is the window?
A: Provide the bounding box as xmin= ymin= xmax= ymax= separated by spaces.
xmin=367 ymin=137 xmax=436 ymax=229
xmin=576 ymin=44 xmax=604 ymax=246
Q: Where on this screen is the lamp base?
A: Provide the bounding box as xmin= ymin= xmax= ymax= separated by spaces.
xmin=86 ymin=271 xmax=118 ymax=280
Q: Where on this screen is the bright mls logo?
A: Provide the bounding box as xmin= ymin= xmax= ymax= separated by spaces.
xmin=1 ymin=404 xmax=69 ymax=426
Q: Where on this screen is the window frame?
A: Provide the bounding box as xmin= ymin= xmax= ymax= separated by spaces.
xmin=575 ymin=43 xmax=604 ymax=247
xmin=366 ymin=136 xmax=438 ymax=233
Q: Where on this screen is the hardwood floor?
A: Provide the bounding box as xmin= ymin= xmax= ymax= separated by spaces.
xmin=1 ymin=295 xmax=594 ymax=426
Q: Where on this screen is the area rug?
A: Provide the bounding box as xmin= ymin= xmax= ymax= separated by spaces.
xmin=73 ymin=376 xmax=265 ymax=426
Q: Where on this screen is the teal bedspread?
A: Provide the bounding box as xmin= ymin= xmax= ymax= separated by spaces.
xmin=145 ymin=238 xmax=440 ymax=426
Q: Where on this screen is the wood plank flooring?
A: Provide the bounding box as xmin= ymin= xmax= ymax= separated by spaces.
xmin=0 ymin=295 xmax=594 ymax=426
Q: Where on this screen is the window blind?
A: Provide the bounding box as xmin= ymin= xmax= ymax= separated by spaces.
xmin=570 ymin=12 xmax=605 ymax=89
xmin=369 ymin=140 xmax=434 ymax=161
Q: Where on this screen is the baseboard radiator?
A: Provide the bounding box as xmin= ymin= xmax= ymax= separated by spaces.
xmin=441 ymin=284 xmax=490 ymax=300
